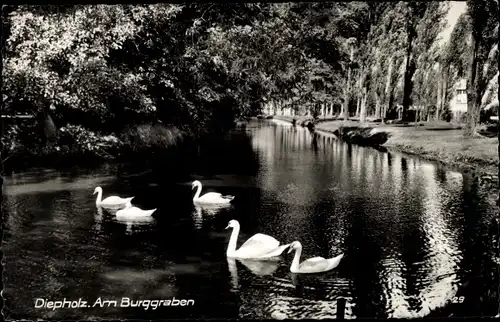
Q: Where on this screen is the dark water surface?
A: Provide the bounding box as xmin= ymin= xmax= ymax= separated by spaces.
xmin=3 ymin=120 xmax=499 ymax=319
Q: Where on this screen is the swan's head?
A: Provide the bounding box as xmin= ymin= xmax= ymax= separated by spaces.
xmin=191 ymin=180 xmax=201 ymax=190
xmin=225 ymin=219 xmax=239 ymax=230
xmin=287 ymin=241 xmax=302 ymax=254
xmin=93 ymin=187 xmax=102 ymax=195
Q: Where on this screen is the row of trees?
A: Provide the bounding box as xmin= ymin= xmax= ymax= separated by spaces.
xmin=2 ymin=2 xmax=498 ymax=140
xmin=269 ymin=1 xmax=498 ymax=138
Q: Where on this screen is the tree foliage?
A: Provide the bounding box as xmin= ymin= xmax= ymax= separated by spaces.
xmin=2 ymin=2 xmax=494 ymax=141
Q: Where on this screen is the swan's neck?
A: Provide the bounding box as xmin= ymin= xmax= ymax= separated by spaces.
xmin=193 ymin=184 xmax=202 ymax=200
xmin=227 ymin=225 xmax=240 ymax=256
xmin=290 ymin=247 xmax=302 ymax=272
xmin=95 ymin=190 xmax=102 ymax=205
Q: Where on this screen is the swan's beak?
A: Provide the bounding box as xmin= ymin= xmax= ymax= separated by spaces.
xmin=287 ymin=247 xmax=294 ymax=254
xmin=225 ymin=225 xmax=230 ymax=230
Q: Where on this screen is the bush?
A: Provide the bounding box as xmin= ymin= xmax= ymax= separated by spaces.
xmin=1 ymin=121 xmax=187 ymax=173
xmin=120 ymin=124 xmax=184 ymax=152
xmin=1 ymin=122 xmax=123 ymax=160
xmin=1 ymin=121 xmax=43 ymax=154
xmin=58 ymin=124 xmax=123 ymax=158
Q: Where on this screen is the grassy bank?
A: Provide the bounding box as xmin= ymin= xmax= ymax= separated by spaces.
xmin=274 ymin=116 xmax=498 ymax=181
xmin=0 ymin=123 xmax=188 ymax=175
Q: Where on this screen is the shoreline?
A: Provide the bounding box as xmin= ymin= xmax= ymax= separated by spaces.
xmin=0 ymin=125 xmax=193 ymax=176
xmin=272 ymin=115 xmax=499 ymax=186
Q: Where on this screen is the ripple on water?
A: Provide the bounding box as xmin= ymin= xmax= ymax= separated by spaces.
xmin=231 ymin=258 xmax=355 ymax=319
xmin=4 ymin=122 xmax=499 ymax=320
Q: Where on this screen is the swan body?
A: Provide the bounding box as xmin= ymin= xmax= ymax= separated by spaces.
xmin=225 ymin=220 xmax=290 ymax=259
xmin=192 ymin=180 xmax=234 ymax=204
xmin=287 ymin=241 xmax=344 ymax=274
xmin=116 ymin=201 xmax=157 ymax=218
xmin=93 ymin=187 xmax=134 ymax=209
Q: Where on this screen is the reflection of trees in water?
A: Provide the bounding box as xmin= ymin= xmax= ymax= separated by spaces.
xmin=453 ymin=172 xmax=499 ymax=317
xmin=271 ymin=273 xmax=355 ymax=319
xmin=379 ymin=163 xmax=464 ymax=318
xmin=413 ymin=164 xmax=461 ymax=317
xmin=198 ymin=130 xmax=259 ymax=176
xmin=435 ymin=163 xmax=448 ymax=185
xmin=311 ymin=132 xmax=318 ymax=153
xmin=250 ymin=124 xmax=498 ymax=318
xmin=3 ymin=193 xmax=22 ymax=239
xmin=342 ymin=154 xmax=465 ymax=318
xmin=396 ymin=163 xmax=427 ymax=316
xmin=3 ymin=190 xmax=111 ymax=319
xmin=345 ymin=200 xmax=388 ymax=319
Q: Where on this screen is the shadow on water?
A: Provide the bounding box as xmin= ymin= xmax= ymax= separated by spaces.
xmin=2 ymin=119 xmax=499 ymax=319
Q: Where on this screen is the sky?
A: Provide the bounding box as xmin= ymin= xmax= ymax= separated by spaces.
xmin=439 ymin=1 xmax=467 ymax=45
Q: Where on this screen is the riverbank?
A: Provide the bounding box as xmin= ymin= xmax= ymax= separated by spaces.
xmin=0 ymin=123 xmax=189 ymax=175
xmin=272 ymin=116 xmax=499 ymax=183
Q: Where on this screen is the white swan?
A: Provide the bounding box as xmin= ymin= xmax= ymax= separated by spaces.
xmin=192 ymin=180 xmax=234 ymax=204
xmin=115 ymin=201 xmax=157 ymax=218
xmin=93 ymin=186 xmax=134 ymax=209
xmin=287 ymin=241 xmax=344 ymax=274
xmin=226 ymin=219 xmax=290 ymax=259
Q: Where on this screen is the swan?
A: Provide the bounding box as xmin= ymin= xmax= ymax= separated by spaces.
xmin=192 ymin=180 xmax=234 ymax=204
xmin=93 ymin=186 xmax=134 ymax=209
xmin=287 ymin=241 xmax=344 ymax=274
xmin=115 ymin=201 xmax=157 ymax=218
xmin=225 ymin=219 xmax=290 ymax=259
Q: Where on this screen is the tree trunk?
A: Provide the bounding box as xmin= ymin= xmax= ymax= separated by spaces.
xmin=375 ymin=92 xmax=381 ymax=119
xmin=342 ymin=46 xmax=355 ymax=121
xmin=402 ymin=12 xmax=417 ymax=123
xmin=355 ymin=69 xmax=363 ymax=117
xmin=388 ymin=92 xmax=394 ymax=119
xmin=439 ymin=65 xmax=449 ymax=121
xmin=436 ymin=64 xmax=443 ymax=121
xmin=36 ymin=96 xmax=57 ymax=145
xmin=463 ymin=32 xmax=479 ymax=137
xmin=402 ymin=54 xmax=415 ymax=121
xmin=355 ymin=95 xmax=361 ymax=116
xmin=360 ymin=86 xmax=368 ymax=123
xmin=383 ymin=57 xmax=394 ymax=123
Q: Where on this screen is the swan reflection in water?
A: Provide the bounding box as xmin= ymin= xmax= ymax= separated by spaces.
xmin=94 ymin=206 xmax=155 ymax=233
xmin=227 ymin=257 xmax=281 ymax=291
xmin=192 ymin=203 xmax=232 ymax=229
xmin=113 ymin=215 xmax=156 ymax=234
xmin=289 ymin=271 xmax=340 ymax=294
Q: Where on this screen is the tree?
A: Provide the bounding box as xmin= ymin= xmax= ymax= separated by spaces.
xmin=463 ymin=0 xmax=499 ymax=137
xmin=364 ymin=4 xmax=406 ymax=122
xmin=400 ymin=2 xmax=446 ymax=122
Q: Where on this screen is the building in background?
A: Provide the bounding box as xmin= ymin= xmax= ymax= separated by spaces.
xmin=449 ymin=78 xmax=467 ymax=120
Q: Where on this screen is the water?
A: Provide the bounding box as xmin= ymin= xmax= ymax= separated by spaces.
xmin=3 ymin=120 xmax=499 ymax=319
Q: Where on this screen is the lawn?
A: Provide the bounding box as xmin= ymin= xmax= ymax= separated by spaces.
xmin=309 ymin=119 xmax=498 ymax=176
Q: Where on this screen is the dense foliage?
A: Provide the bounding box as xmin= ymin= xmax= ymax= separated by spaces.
xmin=1 ymin=2 xmax=498 ymax=168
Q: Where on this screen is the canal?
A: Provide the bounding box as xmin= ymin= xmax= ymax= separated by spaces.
xmin=3 ymin=120 xmax=499 ymax=319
